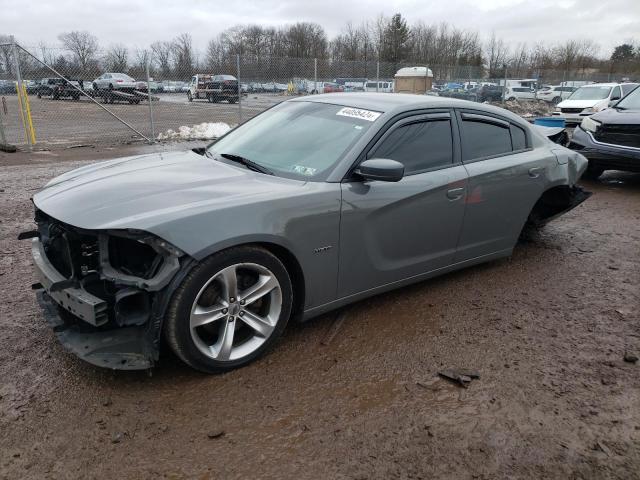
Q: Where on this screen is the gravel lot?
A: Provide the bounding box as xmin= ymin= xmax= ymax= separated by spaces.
xmin=0 ymin=144 xmax=639 ymax=479
xmin=1 ymin=93 xmax=285 ymax=148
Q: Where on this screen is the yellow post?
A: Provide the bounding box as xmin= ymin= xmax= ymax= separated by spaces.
xmin=15 ymin=82 xmax=30 ymax=145
xmin=22 ymin=84 xmax=36 ymax=144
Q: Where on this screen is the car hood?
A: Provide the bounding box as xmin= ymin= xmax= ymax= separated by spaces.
xmin=557 ymin=99 xmax=605 ymax=109
xmin=590 ymin=107 xmax=640 ymax=124
xmin=33 ymin=150 xmax=306 ymax=231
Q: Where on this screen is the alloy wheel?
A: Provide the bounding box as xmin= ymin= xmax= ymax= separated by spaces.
xmin=189 ymin=263 xmax=282 ymax=362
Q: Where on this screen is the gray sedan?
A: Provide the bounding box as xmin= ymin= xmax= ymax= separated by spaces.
xmin=26 ymin=93 xmax=590 ymax=373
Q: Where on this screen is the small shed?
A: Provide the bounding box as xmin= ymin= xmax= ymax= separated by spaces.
xmin=394 ymin=67 xmax=434 ymax=94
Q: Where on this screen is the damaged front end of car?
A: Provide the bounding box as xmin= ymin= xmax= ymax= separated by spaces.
xmin=22 ymin=209 xmax=191 ymax=370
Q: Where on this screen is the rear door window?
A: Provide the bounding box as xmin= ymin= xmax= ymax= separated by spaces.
xmin=459 ymin=113 xmax=527 ymax=161
xmin=461 ymin=118 xmax=511 ymax=160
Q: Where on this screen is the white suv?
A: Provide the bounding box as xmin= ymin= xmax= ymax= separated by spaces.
xmin=552 ymin=82 xmax=639 ymax=124
xmin=505 ymin=86 xmax=536 ymax=101
xmin=536 ymin=85 xmax=577 ymax=104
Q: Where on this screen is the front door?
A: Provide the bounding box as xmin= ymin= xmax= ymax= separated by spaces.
xmin=338 ymin=112 xmax=468 ymax=298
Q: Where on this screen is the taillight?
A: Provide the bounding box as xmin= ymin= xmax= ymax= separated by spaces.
xmin=116 ymin=79 xmax=123 ymax=83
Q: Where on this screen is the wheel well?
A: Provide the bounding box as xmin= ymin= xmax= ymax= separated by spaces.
xmin=526 ymin=185 xmax=581 ymax=227
xmin=253 ymin=242 xmax=306 ymax=321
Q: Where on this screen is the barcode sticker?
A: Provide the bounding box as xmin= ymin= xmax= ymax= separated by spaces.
xmin=336 ymin=107 xmax=381 ymax=122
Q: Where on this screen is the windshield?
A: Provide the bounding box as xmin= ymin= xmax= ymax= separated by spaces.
xmin=615 ymin=85 xmax=640 ymax=109
xmin=568 ymin=86 xmax=612 ymax=100
xmin=207 ymin=101 xmax=379 ymax=180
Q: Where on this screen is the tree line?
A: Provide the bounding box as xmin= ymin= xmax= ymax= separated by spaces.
xmin=1 ymin=14 xmax=639 ymax=82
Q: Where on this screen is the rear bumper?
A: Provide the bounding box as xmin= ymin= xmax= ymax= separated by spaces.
xmin=569 ymin=127 xmax=640 ymax=172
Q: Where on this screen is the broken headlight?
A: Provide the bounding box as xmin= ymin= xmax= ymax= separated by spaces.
xmin=580 ymin=117 xmax=601 ymax=133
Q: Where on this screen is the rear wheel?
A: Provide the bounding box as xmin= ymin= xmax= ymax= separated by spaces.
xmin=228 ymin=97 xmax=237 ymax=104
xmin=164 ymin=246 xmax=293 ymax=373
xmin=552 ymin=96 xmax=562 ymax=105
xmin=187 ymin=91 xmax=193 ymax=102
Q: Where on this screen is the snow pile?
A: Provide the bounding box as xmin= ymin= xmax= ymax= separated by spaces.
xmin=157 ymin=122 xmax=232 ymax=141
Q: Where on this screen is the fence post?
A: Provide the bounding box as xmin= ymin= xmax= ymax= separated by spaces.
xmin=236 ymin=54 xmax=242 ymax=124
xmin=502 ymin=64 xmax=507 ymax=104
xmin=145 ymin=60 xmax=155 ymax=143
xmin=11 ymin=38 xmax=32 ymax=151
xmin=314 ymin=58 xmax=318 ymax=94
xmin=376 ymin=62 xmax=380 ymax=92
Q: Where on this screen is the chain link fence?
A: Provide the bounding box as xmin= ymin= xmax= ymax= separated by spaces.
xmin=1 ymin=40 xmax=638 ymax=151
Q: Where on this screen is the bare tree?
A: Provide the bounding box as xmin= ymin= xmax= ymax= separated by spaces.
xmin=485 ymin=31 xmax=508 ymax=78
xmin=58 ymin=31 xmax=99 ymax=71
xmin=171 ymin=33 xmax=194 ymax=78
xmin=105 ymin=44 xmax=128 ymax=72
xmin=151 ymin=41 xmax=172 ymax=77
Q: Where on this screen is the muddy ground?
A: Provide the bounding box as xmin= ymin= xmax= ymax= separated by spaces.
xmin=0 ymin=144 xmax=639 ymax=479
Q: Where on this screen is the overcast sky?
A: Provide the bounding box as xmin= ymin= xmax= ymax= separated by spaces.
xmin=2 ymin=0 xmax=639 ymax=56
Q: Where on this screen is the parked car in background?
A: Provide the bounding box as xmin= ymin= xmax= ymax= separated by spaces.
xmin=25 ymin=80 xmax=39 ymax=94
xmin=553 ymin=82 xmax=639 ymax=124
xmin=536 ymin=85 xmax=577 ymax=104
xmin=364 ymin=81 xmax=394 ymax=93
xmin=188 ymin=74 xmax=239 ymax=103
xmin=477 ymin=85 xmax=504 ymax=102
xmin=92 ymin=73 xmax=137 ymax=92
xmin=135 ymin=80 xmax=161 ymax=93
xmin=36 ymin=78 xmax=82 ymax=100
xmin=0 ymin=80 xmax=15 ymax=94
xmin=27 ymin=93 xmax=590 ymax=373
xmin=504 ymin=86 xmax=536 ymax=101
xmin=569 ymin=84 xmax=640 ymax=178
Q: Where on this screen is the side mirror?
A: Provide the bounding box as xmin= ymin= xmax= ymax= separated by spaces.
xmin=608 ymin=99 xmax=619 ymax=107
xmin=355 ymin=158 xmax=404 ymax=182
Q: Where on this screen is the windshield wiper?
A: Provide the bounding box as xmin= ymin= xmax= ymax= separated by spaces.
xmin=219 ymin=153 xmax=274 ymax=175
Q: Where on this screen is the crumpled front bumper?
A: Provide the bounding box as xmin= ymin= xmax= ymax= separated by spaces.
xmin=32 ymin=238 xmax=154 ymax=370
xmin=37 ymin=291 xmax=153 ymax=370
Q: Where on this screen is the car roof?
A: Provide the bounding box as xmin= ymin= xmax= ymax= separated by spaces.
xmin=290 ymin=92 xmax=527 ymax=123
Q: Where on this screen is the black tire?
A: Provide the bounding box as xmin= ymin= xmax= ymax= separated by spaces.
xmin=108 ymin=83 xmax=114 ymax=90
xmin=164 ymin=246 xmax=293 ymax=374
xmin=228 ymin=97 xmax=237 ymax=104
xmin=187 ymin=91 xmax=193 ymax=102
xmin=583 ymin=163 xmax=604 ymax=180
xmin=37 ymin=93 xmax=41 ymax=99
xmin=92 ymin=83 xmax=98 ymax=91
xmin=552 ymin=96 xmax=562 ymax=105
xmin=507 ymin=96 xmax=516 ymax=101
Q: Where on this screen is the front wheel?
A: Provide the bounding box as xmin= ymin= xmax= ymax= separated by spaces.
xmin=164 ymin=246 xmax=293 ymax=373
xmin=187 ymin=91 xmax=193 ymax=102
xmin=552 ymin=96 xmax=562 ymax=105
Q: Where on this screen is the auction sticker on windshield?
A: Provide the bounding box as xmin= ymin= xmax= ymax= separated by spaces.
xmin=336 ymin=107 xmax=381 ymax=122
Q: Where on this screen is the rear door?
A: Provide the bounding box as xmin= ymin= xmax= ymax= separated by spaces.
xmin=454 ymin=110 xmax=552 ymax=262
xmin=338 ymin=111 xmax=468 ymax=297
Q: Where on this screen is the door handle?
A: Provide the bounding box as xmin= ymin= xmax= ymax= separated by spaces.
xmin=446 ymin=187 xmax=465 ymax=200
xmin=528 ymin=167 xmax=544 ymax=178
